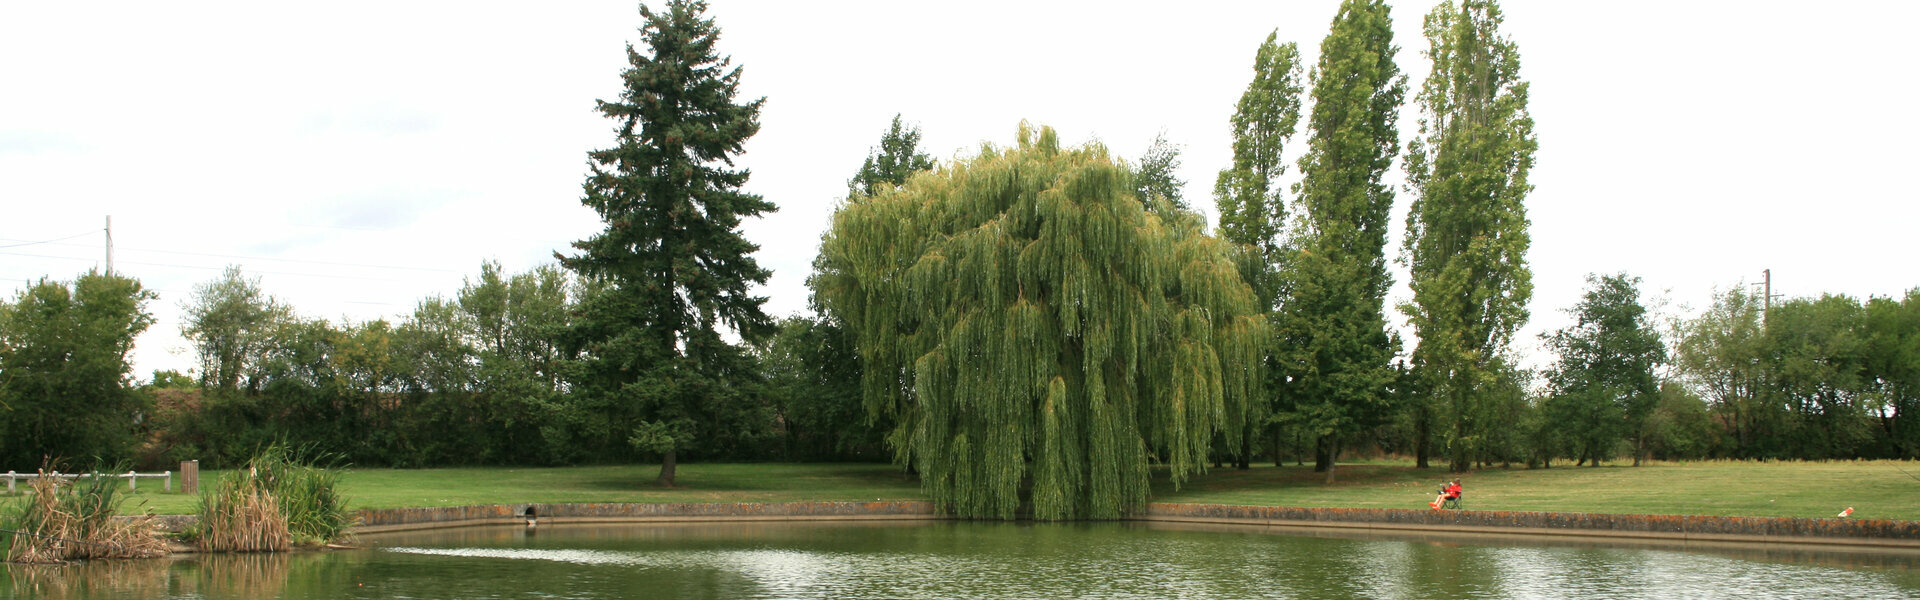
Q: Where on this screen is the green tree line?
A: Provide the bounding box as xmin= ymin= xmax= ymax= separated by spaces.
xmin=0 ymin=261 xmax=886 ymax=470
xmin=3 ymin=1 xmax=1917 ymax=525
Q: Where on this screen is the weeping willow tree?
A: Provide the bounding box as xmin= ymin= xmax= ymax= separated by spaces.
xmin=813 ymin=124 xmax=1266 ymax=520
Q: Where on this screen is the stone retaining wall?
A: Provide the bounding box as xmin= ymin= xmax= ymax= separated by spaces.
xmin=1139 ymin=503 xmax=1920 ymax=549
xmin=143 ymin=501 xmax=1920 ymax=548
xmin=353 ymin=501 xmax=941 ymax=533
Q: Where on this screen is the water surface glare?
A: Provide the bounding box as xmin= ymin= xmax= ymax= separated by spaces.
xmin=8 ymin=520 xmax=1920 ymax=599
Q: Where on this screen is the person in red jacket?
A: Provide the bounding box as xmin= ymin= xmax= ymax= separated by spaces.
xmin=1430 ymin=479 xmax=1462 ymax=509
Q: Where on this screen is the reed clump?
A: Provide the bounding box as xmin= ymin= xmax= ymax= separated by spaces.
xmin=3 ymin=467 xmax=168 ymax=563
xmin=194 ymin=445 xmax=351 ymax=552
xmin=195 ymin=467 xmax=290 ymax=552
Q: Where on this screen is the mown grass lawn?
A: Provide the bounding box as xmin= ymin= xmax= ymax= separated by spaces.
xmin=1152 ymin=459 xmax=1920 ymax=520
xmin=25 ymin=459 xmax=1920 ymax=521
xmin=95 ymin=463 xmax=924 ymax=515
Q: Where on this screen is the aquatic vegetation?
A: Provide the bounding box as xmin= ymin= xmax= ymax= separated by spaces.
xmin=3 ymin=466 xmax=167 ymax=563
xmin=195 ymin=444 xmax=351 ymax=551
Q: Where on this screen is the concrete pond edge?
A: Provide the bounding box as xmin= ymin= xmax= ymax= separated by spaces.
xmin=135 ymin=501 xmax=1920 ymax=550
xmin=1136 ymin=503 xmax=1920 ymax=550
xmin=356 ymin=501 xmax=1920 ymax=549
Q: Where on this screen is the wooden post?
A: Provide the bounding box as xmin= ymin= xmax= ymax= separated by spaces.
xmin=181 ymin=460 xmax=199 ymax=495
xmin=128 ymin=470 xmax=138 ymax=492
xmin=165 ymin=471 xmax=173 ymax=493
xmin=5 ymin=471 xmax=12 ymax=494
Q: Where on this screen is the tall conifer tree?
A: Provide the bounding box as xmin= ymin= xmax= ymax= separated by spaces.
xmin=560 ymin=0 xmax=773 ymax=486
xmin=1401 ymin=0 xmax=1538 ymax=473
xmin=1278 ymin=0 xmax=1407 ymax=482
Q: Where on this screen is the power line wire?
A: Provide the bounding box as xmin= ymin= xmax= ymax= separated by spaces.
xmin=0 ymin=250 xmax=441 ymax=284
xmin=0 ymin=239 xmax=468 ymax=274
xmin=122 ymin=245 xmax=466 ymax=274
xmin=0 ymin=231 xmax=97 ymax=249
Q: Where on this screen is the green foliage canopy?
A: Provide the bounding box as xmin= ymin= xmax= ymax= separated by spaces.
xmin=1674 ymin=286 xmax=1770 ymax=456
xmin=815 ymin=125 xmax=1266 ymax=520
xmin=1213 ymin=32 xmax=1304 ymax=307
xmin=1543 ymin=273 xmax=1665 ymax=466
xmin=558 ymin=0 xmax=773 ymax=485
xmin=1401 ymin=0 xmax=1537 ymax=472
xmin=849 ymin=114 xmax=936 ymax=198
xmin=1767 ymin=294 xmax=1876 ymax=458
xmin=757 ymin=315 xmax=881 ymax=461
xmin=181 ymin=265 xmax=290 ymax=393
xmin=0 ymin=271 xmax=156 ymax=467
xmin=1133 ymin=132 xmax=1188 ymax=212
xmin=1275 ymin=0 xmax=1408 ymax=478
xmin=1211 ymin=30 xmax=1305 ymax=470
xmin=1864 ymin=290 xmax=1920 ymax=457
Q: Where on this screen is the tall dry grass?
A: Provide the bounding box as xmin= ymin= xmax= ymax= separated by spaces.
xmin=2 ymin=467 xmax=168 ymax=563
xmin=194 ymin=444 xmax=350 ymax=552
xmin=195 ymin=467 xmax=292 ymax=552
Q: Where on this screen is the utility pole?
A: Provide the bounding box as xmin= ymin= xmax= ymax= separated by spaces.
xmin=1759 ymin=268 xmax=1783 ymax=327
xmin=105 ymin=215 xmax=114 ymax=275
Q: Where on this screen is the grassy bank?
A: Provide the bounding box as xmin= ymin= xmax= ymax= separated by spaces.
xmin=1153 ymin=459 xmax=1920 ymax=521
xmin=89 ymin=463 xmax=924 ymax=516
xmin=15 ymin=460 xmax=1918 ymax=521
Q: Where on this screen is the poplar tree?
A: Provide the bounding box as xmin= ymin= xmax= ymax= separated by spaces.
xmin=1401 ymin=0 xmax=1538 ymax=473
xmin=1277 ymin=0 xmax=1407 ymax=482
xmin=1213 ymin=32 xmax=1304 ymax=469
xmin=814 ymin=125 xmax=1267 ymax=520
xmin=559 ymin=0 xmax=772 ymax=486
xmin=1215 ymin=33 xmax=1304 ymax=302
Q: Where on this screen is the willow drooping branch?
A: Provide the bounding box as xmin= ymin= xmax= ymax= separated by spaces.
xmin=814 ymin=124 xmax=1267 ymax=520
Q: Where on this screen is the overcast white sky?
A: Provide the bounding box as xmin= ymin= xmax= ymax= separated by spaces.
xmin=3 ymin=1 xmax=1917 ymax=380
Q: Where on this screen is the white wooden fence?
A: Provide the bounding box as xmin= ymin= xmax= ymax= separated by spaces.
xmin=2 ymin=470 xmax=173 ymax=493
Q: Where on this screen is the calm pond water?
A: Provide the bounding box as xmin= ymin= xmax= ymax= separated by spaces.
xmin=7 ymin=520 xmax=1920 ymax=599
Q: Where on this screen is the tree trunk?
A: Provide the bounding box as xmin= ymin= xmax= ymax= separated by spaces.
xmin=1237 ymin=428 xmax=1253 ymax=470
xmin=1449 ymin=455 xmax=1470 ymax=473
xmin=1320 ymin=436 xmax=1340 ymax=484
xmin=657 ymin=448 xmax=678 ymax=487
xmin=1313 ymin=435 xmax=1334 ymax=473
xmin=1295 ymin=430 xmax=1305 ymax=466
xmin=1449 ymin=402 xmax=1472 ymax=474
xmin=1270 ymin=426 xmax=1283 ymax=467
xmin=1414 ymin=403 xmax=1431 ymax=469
